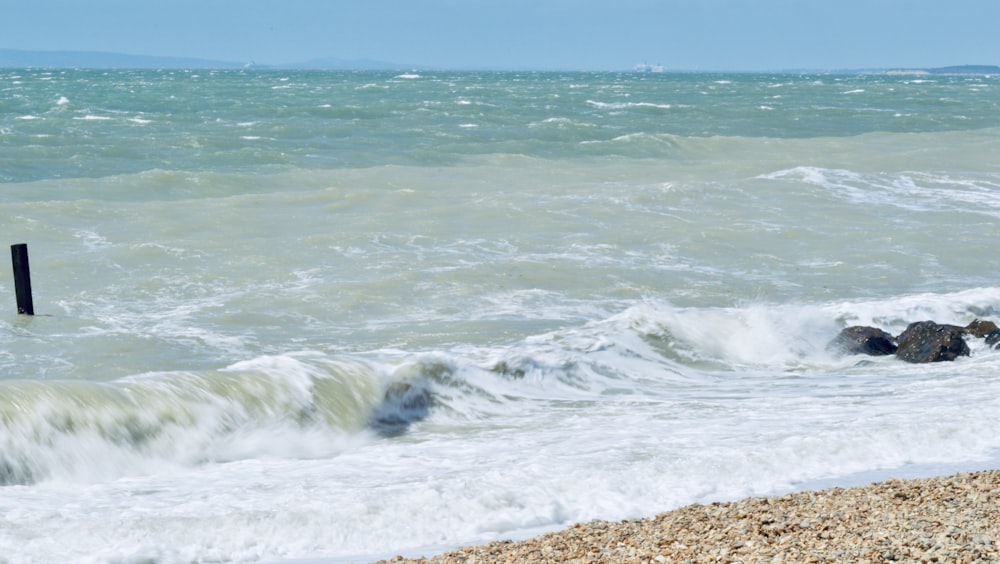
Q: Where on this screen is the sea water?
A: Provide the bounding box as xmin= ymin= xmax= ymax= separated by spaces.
xmin=1 ymin=69 xmax=1000 ymax=562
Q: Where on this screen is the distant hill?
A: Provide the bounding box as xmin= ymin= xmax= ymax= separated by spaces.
xmin=886 ymin=64 xmax=1000 ymax=75
xmin=0 ymin=48 xmax=410 ymax=70
xmin=928 ymin=65 xmax=1000 ymax=74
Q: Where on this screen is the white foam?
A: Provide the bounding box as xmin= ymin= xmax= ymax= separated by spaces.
xmin=758 ymin=166 xmax=1000 ymax=217
xmin=586 ymin=100 xmax=672 ymax=110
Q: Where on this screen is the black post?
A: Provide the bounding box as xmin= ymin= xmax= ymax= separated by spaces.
xmin=11 ymin=243 xmax=34 ymax=315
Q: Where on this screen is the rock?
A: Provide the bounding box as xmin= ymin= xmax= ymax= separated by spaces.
xmin=828 ymin=326 xmax=898 ymax=356
xmin=987 ymin=330 xmax=1000 ymax=349
xmin=967 ymin=319 xmax=1000 ymax=349
xmin=966 ymin=319 xmax=999 ymax=338
xmin=895 ymin=321 xmax=970 ymax=363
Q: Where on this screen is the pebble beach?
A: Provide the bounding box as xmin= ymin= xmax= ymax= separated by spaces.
xmin=380 ymin=469 xmax=1000 ymax=563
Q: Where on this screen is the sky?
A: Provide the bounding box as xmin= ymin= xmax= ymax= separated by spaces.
xmin=2 ymin=0 xmax=998 ymax=71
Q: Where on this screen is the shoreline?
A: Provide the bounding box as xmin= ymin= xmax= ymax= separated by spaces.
xmin=376 ymin=468 xmax=1000 ymax=563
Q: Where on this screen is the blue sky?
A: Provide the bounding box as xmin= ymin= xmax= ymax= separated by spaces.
xmin=2 ymin=0 xmax=998 ymax=71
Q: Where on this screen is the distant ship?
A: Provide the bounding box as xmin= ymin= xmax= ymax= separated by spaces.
xmin=634 ymin=63 xmax=665 ymax=73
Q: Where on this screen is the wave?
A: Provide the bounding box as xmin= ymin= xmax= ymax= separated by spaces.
xmin=6 ymin=287 xmax=1000 ymax=486
xmin=627 ymin=288 xmax=1000 ymax=368
xmin=759 ymin=166 xmax=1000 ymax=217
xmin=479 ymin=288 xmax=1000 ymax=389
xmin=586 ymin=100 xmax=677 ymax=111
xmin=0 ymin=352 xmax=436 ymax=485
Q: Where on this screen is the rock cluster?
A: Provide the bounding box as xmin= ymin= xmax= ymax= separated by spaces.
xmin=828 ymin=319 xmax=1000 ymax=363
xmin=379 ymin=469 xmax=1000 ymax=564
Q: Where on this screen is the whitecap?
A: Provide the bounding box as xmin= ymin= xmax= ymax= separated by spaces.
xmin=74 ymin=230 xmax=112 ymax=250
xmin=529 ymin=117 xmax=594 ymax=128
xmin=586 ymin=100 xmax=671 ymax=110
xmin=633 ymin=102 xmax=672 ymax=109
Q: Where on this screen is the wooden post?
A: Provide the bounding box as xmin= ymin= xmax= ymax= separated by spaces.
xmin=10 ymin=243 xmax=34 ymax=315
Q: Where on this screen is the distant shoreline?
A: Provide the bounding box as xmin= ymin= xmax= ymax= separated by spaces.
xmin=1 ymin=48 xmax=997 ymax=74
xmin=883 ymin=64 xmax=1000 ymax=76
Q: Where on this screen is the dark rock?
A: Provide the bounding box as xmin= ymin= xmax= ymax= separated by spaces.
xmin=828 ymin=326 xmax=898 ymax=356
xmin=967 ymin=319 xmax=1000 ymax=350
xmin=966 ymin=319 xmax=999 ymax=338
xmin=986 ymin=329 xmax=1000 ymax=348
xmin=895 ymin=321 xmax=970 ymax=363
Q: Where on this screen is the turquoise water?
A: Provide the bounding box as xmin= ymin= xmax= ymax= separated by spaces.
xmin=2 ymin=69 xmax=1000 ymax=562
xmin=4 ymin=70 xmax=999 ymax=184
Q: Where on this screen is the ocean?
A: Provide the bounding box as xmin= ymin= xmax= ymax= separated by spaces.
xmin=2 ymin=68 xmax=1000 ymax=563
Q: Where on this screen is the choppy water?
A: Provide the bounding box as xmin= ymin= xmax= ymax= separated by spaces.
xmin=2 ymin=68 xmax=1000 ymax=562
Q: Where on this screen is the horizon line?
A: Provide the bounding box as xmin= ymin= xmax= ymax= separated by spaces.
xmin=0 ymin=47 xmax=996 ymax=74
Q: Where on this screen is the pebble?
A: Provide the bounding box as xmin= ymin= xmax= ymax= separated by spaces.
xmin=377 ymin=469 xmax=1000 ymax=563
